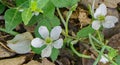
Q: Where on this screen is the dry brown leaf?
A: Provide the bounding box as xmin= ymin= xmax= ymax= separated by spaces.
xmin=23 ymin=60 xmax=40 ymax=65
xmin=0 ymin=56 xmax=26 ymax=65
xmin=81 ymin=0 xmax=120 ymax=8
xmin=108 ymin=33 xmax=120 ymax=53
xmin=107 ymin=8 xmax=119 ymax=18
xmin=40 ymin=58 xmax=55 ymax=65
xmin=78 ymin=9 xmax=91 ymax=27
xmin=0 ymin=42 xmax=15 ymax=58
xmin=104 ymin=0 xmax=120 ymax=8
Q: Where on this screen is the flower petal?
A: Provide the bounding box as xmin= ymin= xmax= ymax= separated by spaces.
xmin=53 ymin=38 xmax=63 ymax=49
xmin=94 ymin=3 xmax=107 ymax=18
xmin=38 ymin=26 xmax=49 ymax=39
xmin=105 ymin=16 xmax=118 ymax=23
xmin=7 ymin=40 xmax=31 ymax=54
xmin=41 ymin=45 xmax=52 ymax=57
xmin=50 ymin=26 xmax=62 ymax=40
xmin=100 ymin=54 xmax=109 ymax=64
xmin=92 ymin=20 xmax=101 ymax=30
xmin=31 ymin=38 xmax=44 ymax=48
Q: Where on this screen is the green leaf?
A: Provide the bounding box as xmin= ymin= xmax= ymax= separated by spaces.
xmin=107 ymin=46 xmax=118 ymax=60
xmin=42 ymin=1 xmax=55 ymax=17
xmin=15 ymin=0 xmax=29 ymax=8
xmin=37 ymin=0 xmax=49 ymax=9
xmin=77 ymin=25 xmax=95 ymax=38
xmin=51 ymin=0 xmax=79 ymax=8
xmin=31 ymin=45 xmax=46 ymax=54
xmin=27 ymin=14 xmax=42 ymax=26
xmin=35 ymin=15 xmax=60 ymax=38
xmin=50 ymin=48 xmax=59 ymax=61
xmin=4 ymin=9 xmax=22 ymax=31
xmin=22 ymin=8 xmax=33 ymax=25
xmin=0 ymin=3 xmax=5 ymax=14
xmin=115 ymin=55 xmax=120 ymax=65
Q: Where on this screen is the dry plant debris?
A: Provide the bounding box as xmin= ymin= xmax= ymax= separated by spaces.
xmin=0 ymin=56 xmax=26 ymax=65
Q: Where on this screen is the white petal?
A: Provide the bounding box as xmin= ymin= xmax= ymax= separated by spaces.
xmin=7 ymin=40 xmax=31 ymax=54
xmin=34 ymin=12 xmax=39 ymax=16
xmin=94 ymin=3 xmax=107 ymax=18
xmin=38 ymin=26 xmax=49 ymax=39
xmin=105 ymin=16 xmax=118 ymax=23
xmin=92 ymin=20 xmax=101 ymax=30
xmin=31 ymin=38 xmax=44 ymax=48
xmin=53 ymin=38 xmax=63 ymax=49
xmin=100 ymin=54 xmax=109 ymax=64
xmin=50 ymin=26 xmax=62 ymax=40
xmin=41 ymin=45 xmax=52 ymax=57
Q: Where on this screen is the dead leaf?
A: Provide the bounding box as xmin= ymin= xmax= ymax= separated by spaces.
xmin=108 ymin=33 xmax=120 ymax=53
xmin=7 ymin=32 xmax=33 ymax=54
xmin=0 ymin=44 xmax=15 ymax=58
xmin=104 ymin=0 xmax=120 ymax=8
xmin=107 ymin=8 xmax=119 ymax=18
xmin=0 ymin=56 xmax=26 ymax=65
xmin=78 ymin=9 xmax=91 ymax=27
xmin=40 ymin=58 xmax=55 ymax=65
xmin=81 ymin=0 xmax=120 ymax=8
xmin=23 ymin=60 xmax=40 ymax=65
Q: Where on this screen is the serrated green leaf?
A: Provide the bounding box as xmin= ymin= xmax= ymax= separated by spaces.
xmin=22 ymin=8 xmax=33 ymax=25
xmin=0 ymin=3 xmax=5 ymax=14
xmin=37 ymin=0 xmax=49 ymax=9
xmin=51 ymin=0 xmax=79 ymax=8
xmin=4 ymin=9 xmax=22 ymax=31
xmin=27 ymin=14 xmax=42 ymax=26
xmin=50 ymin=48 xmax=59 ymax=62
xmin=15 ymin=0 xmax=29 ymax=8
xmin=31 ymin=45 xmax=46 ymax=54
xmin=42 ymin=1 xmax=55 ymax=17
xmin=115 ymin=55 xmax=120 ymax=65
xmin=77 ymin=25 xmax=95 ymax=38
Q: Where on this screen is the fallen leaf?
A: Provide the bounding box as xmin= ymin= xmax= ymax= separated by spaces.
xmin=0 ymin=56 xmax=26 ymax=65
xmin=78 ymin=9 xmax=91 ymax=27
xmin=7 ymin=32 xmax=33 ymax=54
xmin=23 ymin=60 xmax=40 ymax=65
xmin=81 ymin=0 xmax=120 ymax=8
xmin=41 ymin=58 xmax=55 ymax=65
xmin=0 ymin=43 xmax=15 ymax=58
xmin=108 ymin=33 xmax=120 ymax=54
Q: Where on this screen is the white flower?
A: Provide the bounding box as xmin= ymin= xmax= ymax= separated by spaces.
xmin=100 ymin=54 xmax=109 ymax=64
xmin=92 ymin=3 xmax=118 ymax=30
xmin=31 ymin=26 xmax=63 ymax=58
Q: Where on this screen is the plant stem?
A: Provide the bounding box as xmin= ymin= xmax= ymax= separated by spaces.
xmin=89 ymin=34 xmax=100 ymax=53
xmin=93 ymin=46 xmax=106 ymax=65
xmin=70 ymin=40 xmax=91 ymax=58
xmin=65 ymin=10 xmax=73 ymax=35
xmin=56 ymin=8 xmax=66 ymax=28
xmin=0 ymin=28 xmax=18 ymax=36
xmin=96 ymin=30 xmax=102 ymax=43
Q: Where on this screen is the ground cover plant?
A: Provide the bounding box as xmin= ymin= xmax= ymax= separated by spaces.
xmin=0 ymin=0 xmax=120 ymax=65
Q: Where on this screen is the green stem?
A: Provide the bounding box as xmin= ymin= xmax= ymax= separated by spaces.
xmin=93 ymin=46 xmax=106 ymax=65
xmin=89 ymin=34 xmax=100 ymax=53
xmin=56 ymin=8 xmax=66 ymax=27
xmin=96 ymin=30 xmax=102 ymax=43
xmin=65 ymin=11 xmax=73 ymax=35
xmin=70 ymin=40 xmax=91 ymax=58
xmin=0 ymin=28 xmax=18 ymax=36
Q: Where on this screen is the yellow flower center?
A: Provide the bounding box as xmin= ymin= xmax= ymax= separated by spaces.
xmin=97 ymin=15 xmax=105 ymax=22
xmin=45 ymin=37 xmax=52 ymax=44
